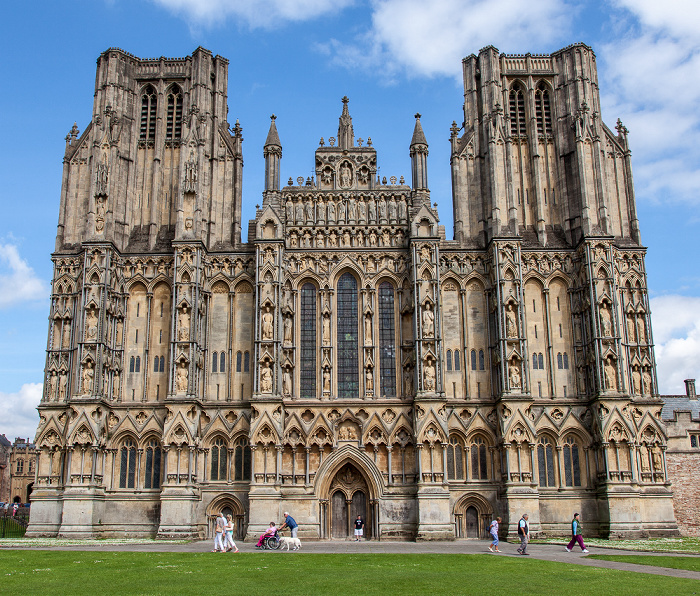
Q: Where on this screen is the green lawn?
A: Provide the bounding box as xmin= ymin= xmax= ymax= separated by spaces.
xmin=533 ymin=536 xmax=700 ymax=554
xmin=1 ymin=552 xmax=699 ymax=596
xmin=587 ymin=555 xmax=700 ymax=572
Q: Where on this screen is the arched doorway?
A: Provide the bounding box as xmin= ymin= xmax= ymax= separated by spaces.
xmin=329 ymin=463 xmax=371 ymax=540
xmin=465 ymin=506 xmax=478 ymax=538
xmin=206 ymin=495 xmax=246 ymax=540
xmin=454 ymin=493 xmax=492 ymax=539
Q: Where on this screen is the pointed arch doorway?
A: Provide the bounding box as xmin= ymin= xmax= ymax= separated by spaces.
xmin=329 ymin=463 xmax=372 ymax=540
xmin=206 ymin=494 xmax=246 ymax=540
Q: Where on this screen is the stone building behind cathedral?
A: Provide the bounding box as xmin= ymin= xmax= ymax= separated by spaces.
xmin=27 ymin=44 xmax=682 ymax=540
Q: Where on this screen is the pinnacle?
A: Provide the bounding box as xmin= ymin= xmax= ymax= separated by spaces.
xmin=264 ymin=114 xmax=281 ymax=148
xmin=411 ymin=114 xmax=427 ymax=147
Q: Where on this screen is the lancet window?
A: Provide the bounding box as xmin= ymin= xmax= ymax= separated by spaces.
xmin=166 ymin=85 xmax=183 ymax=140
xmin=300 ymin=283 xmax=317 ymax=398
xmin=210 ymin=437 xmax=228 ymax=481
xmin=563 ymin=436 xmax=582 ymax=487
xmin=140 ymin=85 xmax=157 ymax=141
xmin=144 ymin=439 xmax=162 ymax=489
xmin=509 ymin=83 xmax=526 ymax=136
xmin=378 ymin=282 xmax=396 ymax=397
xmin=537 ymin=436 xmax=556 ymax=487
xmin=535 ymin=82 xmax=552 ymax=135
xmin=337 ymin=273 xmax=359 ymax=398
xmin=119 ymin=439 xmax=137 ymax=489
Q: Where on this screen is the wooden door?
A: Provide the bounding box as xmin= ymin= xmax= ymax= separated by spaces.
xmin=350 ymin=490 xmax=368 ymax=539
xmin=331 ymin=490 xmax=348 ymax=539
xmin=465 ymin=506 xmax=479 ymax=538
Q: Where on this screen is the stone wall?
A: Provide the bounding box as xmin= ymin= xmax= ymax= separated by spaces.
xmin=666 ymin=451 xmax=700 ymax=537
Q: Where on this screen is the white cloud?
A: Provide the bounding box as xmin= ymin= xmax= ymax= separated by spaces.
xmin=151 ymin=0 xmax=355 ymax=28
xmin=0 ymin=243 xmax=48 ymax=309
xmin=650 ymin=295 xmax=700 ymax=394
xmin=323 ymin=0 xmax=573 ymax=79
xmin=0 ymin=383 xmax=42 ymax=442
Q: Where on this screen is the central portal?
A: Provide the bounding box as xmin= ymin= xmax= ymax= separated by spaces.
xmin=329 ymin=463 xmax=371 ymax=539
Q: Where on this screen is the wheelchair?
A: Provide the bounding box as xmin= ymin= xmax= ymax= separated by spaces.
xmin=261 ymin=530 xmax=281 ymax=550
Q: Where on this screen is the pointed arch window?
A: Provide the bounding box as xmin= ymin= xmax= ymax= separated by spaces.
xmin=471 ymin=350 xmax=477 ymax=371
xmin=509 ymin=83 xmax=526 ymax=136
xmin=140 ymin=85 xmax=157 ymax=141
xmin=378 ymin=282 xmax=397 ymax=397
xmin=210 ymin=437 xmax=228 ymax=481
xmin=220 ymin=352 xmax=225 ymax=373
xmin=300 ymin=283 xmax=317 ymax=398
xmin=454 ymin=350 xmax=461 ymax=371
xmin=119 ymin=439 xmax=137 ymax=488
xmin=563 ymin=436 xmax=581 ymax=487
xmin=535 ymin=82 xmax=552 ymax=135
xmin=244 ymin=351 xmax=250 ymax=373
xmin=537 ymin=436 xmax=556 ymax=487
xmin=446 ymin=435 xmax=466 ymax=481
xmin=236 ymin=351 xmax=242 ymax=372
xmin=160 ymin=356 xmax=165 ymax=373
xmin=135 ymin=356 xmax=141 ymax=373
xmin=166 ymin=85 xmax=183 ymax=140
xmin=337 ymin=273 xmax=359 ymax=398
xmin=212 ymin=352 xmax=218 ymax=373
xmin=130 ymin=356 xmax=135 ymax=373
xmin=233 ymin=437 xmax=252 ymax=481
xmin=144 ymin=439 xmax=162 ymax=489
xmin=470 ymin=436 xmax=488 ymax=480
xmin=446 ymin=350 xmax=453 ymax=372
xmin=479 ymin=350 xmax=485 ymax=370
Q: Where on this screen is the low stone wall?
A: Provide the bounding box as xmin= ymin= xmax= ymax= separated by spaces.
xmin=666 ymin=452 xmax=700 ymax=537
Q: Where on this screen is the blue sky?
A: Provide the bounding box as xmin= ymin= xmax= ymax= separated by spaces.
xmin=2 ymin=0 xmax=700 ymax=439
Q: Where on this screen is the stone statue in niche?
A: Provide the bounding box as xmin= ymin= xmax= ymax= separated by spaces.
xmin=364 ymin=314 xmax=373 ymax=344
xmin=403 ymin=366 xmax=414 ymax=396
xmin=378 ymin=197 xmax=387 ymax=221
xmin=357 ymin=229 xmax=365 ymax=248
xmin=422 ymin=303 xmax=434 ymax=338
xmin=178 ymin=307 xmax=190 ymax=341
xmin=652 ymin=445 xmax=663 ymax=472
xmin=604 ymin=357 xmax=617 ymax=391
xmin=63 ymin=320 xmax=72 ymax=348
xmin=340 ymin=163 xmax=352 ymax=188
xmin=329 ymin=231 xmax=338 ymax=247
xmin=283 ymin=367 xmax=292 ymax=395
xmin=305 ymin=199 xmax=314 ymax=224
xmin=177 ymin=362 xmax=188 ymax=392
xmin=261 ymin=307 xmax=274 ymax=340
xmin=113 ymin=371 xmax=120 ymax=399
xmin=317 ymin=200 xmax=326 ymax=223
xmin=600 ymin=304 xmax=612 ymax=337
xmin=368 ymin=197 xmax=377 ymax=222
xmin=82 ymin=361 xmax=94 ymax=394
xmin=382 ymin=229 xmax=391 ymax=247
xmin=58 ymin=371 xmax=67 ymax=401
xmin=366 ymin=368 xmax=374 ymax=392
xmin=260 ymin=362 xmax=273 ymax=393
xmin=358 ymin=199 xmax=366 ymax=222
xmin=86 ymin=308 xmax=98 ymax=340
xmin=284 ymin=315 xmax=293 ymax=344
xmin=286 ymin=199 xmax=293 ymax=222
xmin=639 ymin=443 xmax=650 ymax=471
xmin=509 ymin=362 xmax=521 ymax=388
xmin=328 ymin=200 xmax=336 ymax=223
xmin=295 ymin=201 xmax=304 ymax=223
xmin=423 ymin=359 xmax=436 ymax=391
xmin=632 ymin=367 xmax=642 ymax=395
xmin=389 ymin=197 xmax=397 ymax=221
xmin=115 ymin=319 xmax=123 ymax=345
xmin=323 ymin=367 xmax=331 ymax=393
xmin=342 ymin=230 xmax=351 ymax=247
xmin=323 ymin=314 xmax=331 ymax=344
xmin=49 ymin=371 xmax=58 ymax=400
xmin=348 ymin=196 xmax=357 ymax=221
xmin=505 ymin=303 xmax=518 ymax=339
xmin=637 ymin=316 xmax=647 ymax=343
xmin=420 ymin=246 xmax=431 ymax=264
xmin=627 ymin=314 xmax=636 ymax=343
xmin=643 ymin=369 xmax=653 ymax=395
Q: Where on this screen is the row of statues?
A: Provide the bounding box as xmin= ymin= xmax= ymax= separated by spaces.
xmin=287 ymin=227 xmax=406 ymax=249
xmin=285 ymin=194 xmax=409 ymax=227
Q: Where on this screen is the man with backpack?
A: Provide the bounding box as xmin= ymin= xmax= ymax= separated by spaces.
xmin=516 ymin=513 xmax=529 ymax=555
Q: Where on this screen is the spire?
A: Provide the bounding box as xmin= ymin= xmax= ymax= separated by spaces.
xmin=338 ymin=96 xmax=354 ymax=150
xmin=264 ymin=114 xmax=281 ymax=148
xmin=410 ymin=113 xmax=428 ymax=147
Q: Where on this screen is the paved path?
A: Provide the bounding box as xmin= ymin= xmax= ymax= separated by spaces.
xmin=4 ymin=539 xmax=700 ymax=581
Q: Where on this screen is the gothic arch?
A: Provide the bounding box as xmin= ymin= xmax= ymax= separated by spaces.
xmin=315 ymin=444 xmax=383 ymax=500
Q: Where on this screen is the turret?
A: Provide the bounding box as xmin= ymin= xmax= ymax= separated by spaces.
xmin=338 ymin=96 xmax=354 ymax=150
xmin=263 ymin=115 xmax=282 ymax=192
xmin=410 ymin=113 xmax=429 ymax=191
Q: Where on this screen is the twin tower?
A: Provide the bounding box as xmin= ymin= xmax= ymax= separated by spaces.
xmin=28 ymin=44 xmax=678 ymax=541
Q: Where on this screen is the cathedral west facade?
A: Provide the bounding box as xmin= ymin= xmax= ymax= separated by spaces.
xmin=27 ymin=44 xmax=680 ymax=540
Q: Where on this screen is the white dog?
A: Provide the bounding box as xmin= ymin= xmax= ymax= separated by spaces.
xmin=278 ymin=536 xmax=301 ymax=551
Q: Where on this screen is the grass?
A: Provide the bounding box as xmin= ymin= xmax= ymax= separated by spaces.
xmin=1 ymin=552 xmax=699 ymax=596
xmin=0 ymin=538 xmax=187 ymax=548
xmin=533 ymin=536 xmax=700 ymax=554
xmin=587 ymin=555 xmax=700 ymax=573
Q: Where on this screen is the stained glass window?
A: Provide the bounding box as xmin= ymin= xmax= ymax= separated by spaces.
xmin=563 ymin=436 xmax=581 ymax=487
xmin=145 ymin=439 xmax=161 ymax=489
xmin=300 ymin=283 xmax=317 ymax=398
xmin=211 ymin=437 xmax=227 ymax=481
xmin=119 ymin=440 xmax=137 ymax=489
xmin=537 ymin=436 xmax=556 ymax=487
xmin=337 ymin=273 xmax=359 ymax=398
xmin=378 ymin=282 xmax=396 ymax=397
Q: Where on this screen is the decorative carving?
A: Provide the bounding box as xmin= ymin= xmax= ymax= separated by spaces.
xmin=422 ymin=303 xmax=434 ymax=338
xmin=600 ymin=303 xmax=612 ymax=337
xmin=82 ymin=361 xmax=94 ymax=394
xmin=261 ymin=307 xmax=274 ymax=341
xmin=505 ymin=303 xmax=518 ymax=339
xmin=423 ymin=358 xmax=436 ymax=391
xmin=604 ymin=357 xmax=617 ymax=391
xmin=260 ymin=361 xmax=273 ymax=393
xmin=176 ymin=361 xmax=188 ymax=392
xmin=509 ymin=360 xmax=521 ymax=389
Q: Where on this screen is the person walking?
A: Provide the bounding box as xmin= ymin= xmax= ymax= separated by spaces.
xmin=516 ymin=513 xmax=529 ymax=555
xmin=212 ymin=511 xmax=226 ymax=552
xmin=565 ymin=513 xmax=589 ymax=553
xmin=280 ymin=511 xmax=298 ymax=539
xmin=224 ymin=514 xmax=239 ymax=553
xmin=488 ymin=517 xmax=501 ymax=552
xmin=354 ymin=515 xmax=364 ymax=541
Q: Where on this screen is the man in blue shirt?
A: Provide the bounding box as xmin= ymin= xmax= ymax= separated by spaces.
xmin=280 ymin=511 xmax=298 ymax=538
xmin=516 ymin=513 xmax=529 ymax=555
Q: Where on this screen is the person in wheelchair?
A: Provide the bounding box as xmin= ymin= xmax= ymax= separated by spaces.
xmin=255 ymin=522 xmax=278 ymax=548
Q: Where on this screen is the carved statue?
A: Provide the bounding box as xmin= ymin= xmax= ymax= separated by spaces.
xmin=317 ymin=200 xmax=326 ymax=222
xmin=627 ymin=314 xmax=636 ymax=343
xmin=295 ymin=201 xmax=304 ymax=223
xmin=358 ymin=199 xmax=366 ymax=223
xmin=86 ymin=308 xmax=98 ymax=340
xmin=284 ymin=315 xmax=293 ymax=344
xmin=398 ymin=198 xmax=407 ymax=222
xmin=178 ymin=307 xmax=190 ymax=341
xmin=364 ymin=314 xmax=372 ymax=344
xmin=366 ymin=368 xmax=374 ymax=392
xmin=328 ymin=200 xmax=336 ymax=223
xmin=113 ymin=371 xmax=120 ymax=399
xmin=115 ymin=319 xmax=123 ymax=345
xmin=509 ymin=363 xmax=521 ymax=388
xmin=639 ymin=443 xmax=650 ymax=471
xmin=422 ymin=303 xmax=434 ymax=338
xmin=632 ymin=367 xmax=642 ymax=395
xmin=82 ymin=361 xmax=94 ymax=394
xmin=348 ymin=196 xmax=357 ymax=221
xmin=637 ymin=316 xmax=647 ymax=343
xmin=49 ymin=371 xmax=58 ymax=401
xmin=378 ymin=197 xmax=387 ymax=221
xmin=323 ymin=367 xmax=331 ymax=393
xmin=652 ymin=445 xmax=663 ymax=472
xmin=403 ymin=366 xmax=414 ymax=396
xmin=62 ymin=319 xmax=72 ymax=348
xmin=261 ymin=307 xmax=274 ymax=340
xmin=604 ymin=358 xmax=617 ymax=391
xmin=58 ymin=371 xmax=67 ymax=401
xmin=388 ymin=197 xmax=397 ymax=221
xmin=643 ymin=369 xmax=653 ymax=396
xmin=505 ymin=304 xmax=518 ymax=339
xmin=357 ymin=229 xmax=364 ymax=247
xmin=283 ymin=368 xmax=292 ymax=395
xmin=340 ymin=163 xmax=352 ymax=188
xmin=600 ymin=304 xmax=612 ymax=337
xmin=286 ymin=199 xmax=293 ymax=222
xmin=305 ymin=199 xmax=314 ymax=224
xmin=177 ymin=362 xmax=188 ymax=392
xmin=342 ymin=230 xmax=351 ymax=247
xmin=323 ymin=314 xmax=331 ymax=344
xmin=260 ymin=362 xmax=273 ymax=393
xmin=423 ymin=360 xmax=436 ymax=391
xmin=368 ymin=197 xmax=377 ymax=222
